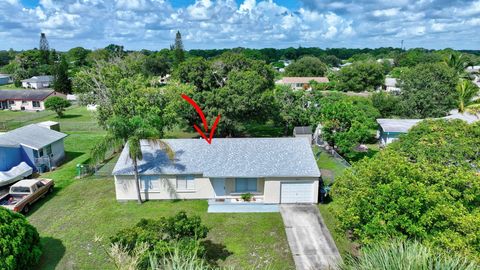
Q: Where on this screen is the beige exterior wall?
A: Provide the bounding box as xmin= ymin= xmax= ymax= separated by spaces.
xmin=263 ymin=177 xmax=319 ymax=204
xmin=8 ymin=100 xmax=45 ymax=111
xmin=114 ymin=175 xmax=215 ymax=201
xmin=115 ymin=175 xmax=317 ymax=203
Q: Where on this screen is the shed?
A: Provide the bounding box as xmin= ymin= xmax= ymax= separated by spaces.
xmin=293 ymin=126 xmax=313 ymax=144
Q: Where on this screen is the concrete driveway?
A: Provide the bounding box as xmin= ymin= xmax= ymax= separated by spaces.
xmin=280 ymin=205 xmax=342 ymax=270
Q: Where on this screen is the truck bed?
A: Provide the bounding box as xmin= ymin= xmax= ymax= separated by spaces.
xmin=0 ymin=194 xmax=27 ymax=206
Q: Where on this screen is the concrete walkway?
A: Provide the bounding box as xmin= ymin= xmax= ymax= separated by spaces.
xmin=280 ymin=205 xmax=342 ymax=270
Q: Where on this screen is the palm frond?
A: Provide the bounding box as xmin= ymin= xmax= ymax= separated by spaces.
xmin=90 ymin=133 xmax=123 ymax=165
xmin=127 ymin=136 xmax=142 ymax=161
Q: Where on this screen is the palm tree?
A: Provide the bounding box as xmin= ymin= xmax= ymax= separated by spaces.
xmin=91 ymin=115 xmax=173 ymax=204
xmin=444 ymin=53 xmax=467 ymax=76
xmin=456 ymin=79 xmax=480 ymax=114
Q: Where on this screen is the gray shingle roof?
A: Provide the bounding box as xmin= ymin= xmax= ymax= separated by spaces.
xmin=21 ymin=76 xmax=53 ymax=83
xmin=377 ymin=119 xmax=422 ymax=133
xmin=0 ymin=90 xmax=56 ymax=101
xmin=0 ymin=124 xmax=67 ymax=150
xmin=112 ymin=138 xmax=321 ymax=178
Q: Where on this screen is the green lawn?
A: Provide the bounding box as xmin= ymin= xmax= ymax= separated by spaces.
xmin=0 ymin=83 xmax=23 ymax=90
xmin=19 ymin=106 xmax=294 ymax=270
xmin=313 ymin=146 xmax=347 ymax=180
xmin=313 ymin=146 xmax=358 ymax=259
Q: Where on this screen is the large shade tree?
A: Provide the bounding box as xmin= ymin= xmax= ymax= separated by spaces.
xmin=336 ymin=61 xmax=385 ymax=92
xmin=398 ymin=63 xmax=458 ymax=118
xmin=284 ymin=56 xmax=328 ymax=77
xmin=332 ymin=120 xmax=480 ymax=260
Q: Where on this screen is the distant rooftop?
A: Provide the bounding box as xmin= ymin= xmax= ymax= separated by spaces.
xmin=0 ymin=89 xmax=58 ymax=101
xmin=377 ymin=119 xmax=422 ymax=133
xmin=0 ymin=124 xmax=67 ymax=150
xmin=294 ymin=126 xmax=312 ymax=135
xmin=113 ymin=138 xmax=321 ymax=178
xmin=21 ymin=75 xmax=53 ymax=83
xmin=279 ymin=77 xmax=329 ymax=84
xmin=378 ymin=110 xmax=479 ymax=133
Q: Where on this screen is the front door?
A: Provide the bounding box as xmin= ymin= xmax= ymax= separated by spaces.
xmin=212 ymin=178 xmax=225 ymax=197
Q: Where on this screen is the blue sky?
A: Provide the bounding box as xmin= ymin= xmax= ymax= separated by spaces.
xmin=1 ymin=0 xmax=479 ymax=51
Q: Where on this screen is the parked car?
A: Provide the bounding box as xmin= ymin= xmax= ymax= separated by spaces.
xmin=0 ymin=179 xmax=54 ymax=213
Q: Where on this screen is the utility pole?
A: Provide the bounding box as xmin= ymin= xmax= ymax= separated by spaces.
xmin=401 ymin=40 xmax=404 ymax=51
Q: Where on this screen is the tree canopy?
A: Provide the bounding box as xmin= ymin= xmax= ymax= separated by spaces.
xmin=398 ymin=63 xmax=458 ymax=118
xmin=284 ymin=56 xmax=328 ymax=77
xmin=312 ymin=93 xmax=379 ymax=160
xmin=337 ymin=61 xmax=385 ymax=92
xmin=332 ymin=119 xmax=480 ymax=260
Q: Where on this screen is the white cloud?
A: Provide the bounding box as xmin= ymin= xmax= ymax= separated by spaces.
xmin=0 ymin=0 xmax=478 ymax=50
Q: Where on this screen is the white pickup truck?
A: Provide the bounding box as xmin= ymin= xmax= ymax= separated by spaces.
xmin=0 ymin=179 xmax=54 ymax=213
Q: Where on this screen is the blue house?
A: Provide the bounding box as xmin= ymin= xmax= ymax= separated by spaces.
xmin=0 ymin=124 xmax=68 ymax=172
xmin=0 ymin=75 xmax=11 ymax=85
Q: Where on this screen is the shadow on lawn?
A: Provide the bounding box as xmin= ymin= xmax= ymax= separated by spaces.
xmin=36 ymin=236 xmax=66 ymax=270
xmin=203 ymin=240 xmax=233 ymax=266
xmin=58 ymin=114 xmax=82 ymax=119
xmin=63 ymin=151 xmax=85 ymax=163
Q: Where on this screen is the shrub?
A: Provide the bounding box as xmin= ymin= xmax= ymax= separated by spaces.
xmin=340 ymin=240 xmax=479 ymax=270
xmin=241 ymin=193 xmax=253 ymax=202
xmin=0 ymin=208 xmax=42 ymax=270
xmin=44 ymin=96 xmax=71 ymax=117
xmin=110 ymin=211 xmax=209 ymax=269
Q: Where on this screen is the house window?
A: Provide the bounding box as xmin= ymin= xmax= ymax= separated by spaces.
xmin=235 ymin=178 xmax=257 ymax=193
xmin=140 ymin=175 xmax=160 ymax=192
xmin=33 ymin=148 xmax=44 ymax=158
xmin=8 ymin=101 xmax=14 ymax=105
xmin=22 ymin=100 xmax=28 ymax=104
xmin=176 ymin=175 xmax=195 ymax=190
xmin=33 ymin=101 xmax=40 ymax=107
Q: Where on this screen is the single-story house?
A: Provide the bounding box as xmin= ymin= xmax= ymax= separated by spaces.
xmin=293 ymin=126 xmax=313 ymax=144
xmin=276 ymin=77 xmax=329 ymax=90
xmin=0 ymin=90 xmax=65 ymax=111
xmin=0 ymin=74 xmax=11 ymax=85
xmin=377 ymin=119 xmax=422 ymax=145
xmin=112 ymin=138 xmax=321 ymax=204
xmin=383 ymin=77 xmax=401 ymax=93
xmin=21 ymin=75 xmax=53 ymax=89
xmin=377 ymin=110 xmax=479 ymax=145
xmin=0 ymin=124 xmax=67 ymax=172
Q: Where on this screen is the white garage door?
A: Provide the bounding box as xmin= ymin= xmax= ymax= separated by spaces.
xmin=281 ymin=182 xmax=314 ymax=203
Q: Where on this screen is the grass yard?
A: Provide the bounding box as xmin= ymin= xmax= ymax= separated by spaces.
xmin=28 ymin=179 xmax=293 ymax=269
xmin=18 ymin=106 xmax=294 ymax=270
xmin=313 ymin=145 xmax=358 ymax=260
xmin=0 ymin=83 xmax=23 ymax=90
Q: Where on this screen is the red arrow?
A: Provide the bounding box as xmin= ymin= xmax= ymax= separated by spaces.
xmin=181 ymin=94 xmax=221 ymax=144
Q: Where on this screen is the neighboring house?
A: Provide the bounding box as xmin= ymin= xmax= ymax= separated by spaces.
xmin=377 ymin=119 xmax=422 ymax=145
xmin=377 ymin=110 xmax=479 ymax=145
xmin=293 ymin=126 xmax=313 ymax=144
xmin=0 ymin=90 xmax=65 ymax=111
xmin=276 ymin=77 xmax=329 ymax=90
xmin=0 ymin=74 xmax=11 ymax=85
xmin=21 ymin=75 xmax=53 ymax=89
xmin=0 ymin=124 xmax=67 ymax=172
xmin=383 ymin=77 xmax=401 ymax=93
xmin=112 ymin=138 xmax=321 ymax=204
